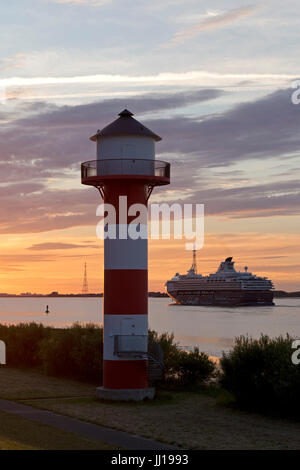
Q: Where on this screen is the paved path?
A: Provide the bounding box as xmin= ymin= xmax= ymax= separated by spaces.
xmin=0 ymin=398 xmax=178 ymax=450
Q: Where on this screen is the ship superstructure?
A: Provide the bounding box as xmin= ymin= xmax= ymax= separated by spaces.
xmin=166 ymin=253 xmax=274 ymax=306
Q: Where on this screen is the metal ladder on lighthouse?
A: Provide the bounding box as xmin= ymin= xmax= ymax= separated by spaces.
xmin=113 ymin=335 xmax=164 ymax=385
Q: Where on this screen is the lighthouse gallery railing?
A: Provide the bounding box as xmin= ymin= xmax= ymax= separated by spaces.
xmin=81 ymin=159 xmax=170 ymax=180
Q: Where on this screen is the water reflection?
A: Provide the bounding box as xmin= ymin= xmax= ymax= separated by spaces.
xmin=0 ymin=297 xmax=299 ymax=357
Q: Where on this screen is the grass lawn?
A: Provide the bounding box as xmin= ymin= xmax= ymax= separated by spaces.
xmin=0 ymin=410 xmax=117 ymax=450
xmin=1 ymin=367 xmax=300 ymax=450
xmin=0 ymin=367 xmax=119 ymax=450
xmin=22 ymin=393 xmax=300 ymax=450
xmin=0 ymin=366 xmax=94 ymax=400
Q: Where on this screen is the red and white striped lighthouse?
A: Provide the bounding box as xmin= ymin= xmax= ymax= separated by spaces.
xmin=81 ymin=110 xmax=170 ymax=400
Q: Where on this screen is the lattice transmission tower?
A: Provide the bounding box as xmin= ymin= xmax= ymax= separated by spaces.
xmin=81 ymin=262 xmax=89 ymax=295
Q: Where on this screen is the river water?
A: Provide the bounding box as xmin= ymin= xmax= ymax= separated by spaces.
xmin=0 ymin=297 xmax=299 ymax=357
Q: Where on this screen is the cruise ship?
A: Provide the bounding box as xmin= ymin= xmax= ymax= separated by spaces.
xmin=165 ymin=252 xmax=274 ymax=306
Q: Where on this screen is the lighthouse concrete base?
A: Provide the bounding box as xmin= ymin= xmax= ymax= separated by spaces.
xmin=96 ymin=386 xmax=155 ymax=402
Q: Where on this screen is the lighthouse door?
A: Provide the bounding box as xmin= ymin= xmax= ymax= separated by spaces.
xmin=121 ymin=144 xmax=139 ymax=174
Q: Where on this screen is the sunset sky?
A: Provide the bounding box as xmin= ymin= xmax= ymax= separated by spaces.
xmin=0 ymin=0 xmax=300 ymax=293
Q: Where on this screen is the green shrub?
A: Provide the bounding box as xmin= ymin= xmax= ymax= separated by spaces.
xmin=148 ymin=330 xmax=179 ymax=370
xmin=220 ymin=334 xmax=300 ymax=417
xmin=0 ymin=323 xmax=50 ymax=367
xmin=0 ymin=322 xmax=103 ymax=383
xmin=215 ymin=389 xmax=236 ymax=407
xmin=39 ymin=323 xmax=103 ymax=383
xmin=168 ymin=347 xmax=215 ymax=385
xmin=149 ymin=331 xmax=215 ymax=385
xmin=0 ymin=323 xmax=214 ymax=387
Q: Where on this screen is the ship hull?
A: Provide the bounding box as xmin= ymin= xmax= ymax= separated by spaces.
xmin=167 ymin=289 xmax=274 ymax=306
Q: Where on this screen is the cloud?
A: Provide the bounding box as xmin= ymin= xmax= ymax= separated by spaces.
xmin=252 ymin=264 xmax=300 ymax=273
xmin=0 ymin=71 xmax=296 ymax=91
xmin=151 ymin=88 xmax=300 ymax=167
xmin=0 ymin=87 xmax=300 ymax=234
xmin=28 ymin=242 xmax=98 ymax=250
xmin=165 ymin=4 xmax=261 ymax=46
xmin=51 ymin=0 xmax=110 ymax=6
xmin=0 ymin=186 xmax=96 ymax=234
xmin=0 ymin=88 xmax=223 ymax=173
xmin=174 ymin=179 xmax=300 ymax=218
xmin=0 ymin=254 xmax=55 ymax=263
xmin=0 ymin=176 xmax=299 ymax=236
xmin=0 ymin=54 xmax=26 ymax=72
xmin=0 ymin=266 xmax=24 ymax=272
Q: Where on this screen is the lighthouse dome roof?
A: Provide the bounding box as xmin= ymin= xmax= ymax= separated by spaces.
xmin=89 ymin=109 xmax=162 ymax=142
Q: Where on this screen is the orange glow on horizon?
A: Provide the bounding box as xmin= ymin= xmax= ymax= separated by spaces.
xmin=0 ymin=224 xmax=299 ymax=294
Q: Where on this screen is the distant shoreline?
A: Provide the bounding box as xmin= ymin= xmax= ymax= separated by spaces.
xmin=0 ymin=292 xmax=169 ymax=298
xmin=0 ymin=292 xmax=298 ymax=298
xmin=273 ymin=291 xmax=300 ymax=298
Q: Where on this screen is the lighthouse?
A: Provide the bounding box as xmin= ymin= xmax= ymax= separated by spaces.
xmin=81 ymin=109 xmax=170 ymax=400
